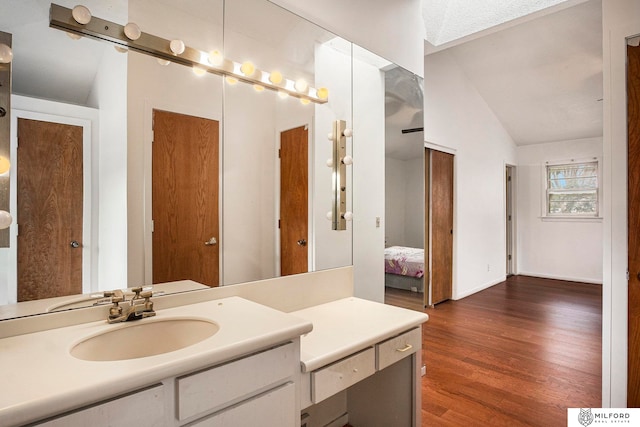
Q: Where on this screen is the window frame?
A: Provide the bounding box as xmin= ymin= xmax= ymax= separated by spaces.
xmin=542 ymin=158 xmax=602 ymax=220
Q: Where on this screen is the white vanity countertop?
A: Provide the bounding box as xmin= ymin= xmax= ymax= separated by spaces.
xmin=0 ymin=296 xmax=312 ymax=427
xmin=291 ymin=297 xmax=429 ymax=372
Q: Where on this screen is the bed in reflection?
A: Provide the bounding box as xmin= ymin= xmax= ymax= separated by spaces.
xmin=384 ymin=246 xmax=424 ymax=293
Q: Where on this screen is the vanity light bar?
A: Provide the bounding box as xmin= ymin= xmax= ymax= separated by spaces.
xmin=49 ymin=4 xmax=328 ymax=104
xmin=331 ymin=120 xmax=347 ymax=231
xmin=0 ymin=31 xmax=11 ymax=247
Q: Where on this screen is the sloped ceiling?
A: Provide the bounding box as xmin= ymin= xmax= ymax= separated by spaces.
xmin=424 ymin=0 xmax=603 ymax=146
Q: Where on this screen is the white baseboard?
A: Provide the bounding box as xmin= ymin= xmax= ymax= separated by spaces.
xmin=517 ymin=271 xmax=602 ymax=285
xmin=453 ymin=277 xmax=506 ymax=300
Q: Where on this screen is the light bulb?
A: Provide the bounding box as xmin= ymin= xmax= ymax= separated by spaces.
xmin=327 ymin=132 xmax=334 ymax=141
xmin=0 ymin=210 xmax=12 ymax=230
xmin=124 ymin=23 xmax=141 ymax=41
xmin=326 ymin=211 xmax=333 ymax=221
xmin=253 ymin=84 xmax=265 ymax=92
xmin=342 ymin=155 xmax=353 ymax=165
xmin=208 ymin=50 xmax=223 ymax=66
xmin=343 ymin=128 xmax=353 ymax=137
xmin=326 ymin=158 xmax=333 ymax=168
xmin=114 ymin=45 xmax=128 ymax=53
xmin=294 ymin=79 xmax=308 ymax=93
xmin=317 ymin=87 xmax=329 ymax=100
xmin=72 ymin=5 xmax=92 ymax=25
xmin=170 ymin=39 xmax=185 ymax=55
xmin=225 ymin=76 xmax=238 ymax=85
xmin=0 ymin=43 xmax=13 ymax=63
xmin=193 ymin=66 xmax=206 ymax=76
xmin=342 ymin=211 xmax=353 ymax=221
xmin=66 ymin=32 xmax=81 ymax=40
xmin=0 ymin=156 xmax=10 ymax=175
xmin=299 ymin=98 xmax=311 ymax=106
xmin=157 ymin=58 xmax=170 ymax=66
xmin=240 ymin=61 xmax=255 ymax=76
xmin=269 ymin=71 xmax=283 ymax=85
xmin=277 ymin=91 xmax=289 ymax=99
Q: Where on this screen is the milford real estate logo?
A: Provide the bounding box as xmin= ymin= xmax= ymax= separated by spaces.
xmin=570 ymin=408 xmax=635 ymax=426
xmin=579 ymin=408 xmax=594 ymax=426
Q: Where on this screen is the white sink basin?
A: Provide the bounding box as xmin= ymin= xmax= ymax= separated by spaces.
xmin=70 ymin=318 xmax=219 ymax=361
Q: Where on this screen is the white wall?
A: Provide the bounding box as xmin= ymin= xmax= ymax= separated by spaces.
xmin=602 ymin=0 xmax=640 ymax=408
xmin=385 ymin=157 xmax=424 ymax=248
xmin=424 ymin=49 xmax=518 ymax=299
xmin=268 ymin=0 xmax=424 ymax=77
xmin=352 ymin=49 xmax=386 ymax=303
xmin=516 ymin=137 xmax=603 ymax=284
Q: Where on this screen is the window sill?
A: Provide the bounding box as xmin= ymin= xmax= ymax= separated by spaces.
xmin=540 ymin=216 xmax=603 ymax=223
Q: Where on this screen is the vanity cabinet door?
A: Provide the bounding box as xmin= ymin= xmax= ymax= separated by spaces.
xmin=189 ymin=382 xmax=296 ymax=427
xmin=177 ymin=342 xmax=295 ymax=421
xmin=34 ymin=385 xmax=164 ymax=426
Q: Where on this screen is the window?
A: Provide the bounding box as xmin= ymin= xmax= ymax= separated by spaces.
xmin=546 ymin=161 xmax=599 ymax=217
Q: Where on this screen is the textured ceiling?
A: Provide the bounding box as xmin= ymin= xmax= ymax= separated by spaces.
xmin=423 ymin=0 xmax=571 ymax=46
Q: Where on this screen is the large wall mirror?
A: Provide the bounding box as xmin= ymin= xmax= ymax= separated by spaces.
xmin=0 ymin=0 xmax=354 ymax=319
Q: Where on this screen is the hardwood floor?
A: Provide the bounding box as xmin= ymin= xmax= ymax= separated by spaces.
xmin=385 ymin=275 xmax=602 ymax=427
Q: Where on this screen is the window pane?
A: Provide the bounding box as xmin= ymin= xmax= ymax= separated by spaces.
xmin=548 ymin=191 xmax=597 ymax=214
xmin=547 ymin=163 xmax=598 ymax=190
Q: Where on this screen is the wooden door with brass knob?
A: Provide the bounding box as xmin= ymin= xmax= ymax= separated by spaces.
xmin=152 ymin=109 xmax=219 ymax=287
xmin=17 ymin=118 xmax=83 ymax=301
xmin=280 ymin=125 xmax=308 ymax=276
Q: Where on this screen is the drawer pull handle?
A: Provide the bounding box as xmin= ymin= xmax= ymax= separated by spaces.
xmin=396 ymin=344 xmax=413 ymax=353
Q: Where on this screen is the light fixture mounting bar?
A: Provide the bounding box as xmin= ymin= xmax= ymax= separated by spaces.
xmin=49 ymin=4 xmax=327 ymax=104
xmin=332 ymin=120 xmax=347 ymax=231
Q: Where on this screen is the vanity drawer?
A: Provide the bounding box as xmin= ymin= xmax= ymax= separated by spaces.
xmin=177 ymin=342 xmax=295 ymax=421
xmin=376 ymin=327 xmax=421 ymax=371
xmin=311 ymin=347 xmax=375 ymax=404
xmin=189 ymin=382 xmax=296 ymax=427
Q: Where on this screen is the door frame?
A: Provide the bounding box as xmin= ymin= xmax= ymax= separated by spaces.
xmin=142 ymin=100 xmax=223 ymax=286
xmin=274 ymin=121 xmax=314 ymax=277
xmin=8 ymin=107 xmax=93 ymax=302
xmin=505 ymin=163 xmax=517 ymax=276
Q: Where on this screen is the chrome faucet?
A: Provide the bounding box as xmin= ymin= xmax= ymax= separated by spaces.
xmin=104 ymin=287 xmax=156 ymax=323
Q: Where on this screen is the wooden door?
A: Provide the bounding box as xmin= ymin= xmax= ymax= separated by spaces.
xmin=152 ymin=110 xmax=219 ymax=287
xmin=627 ymin=43 xmax=640 ymax=408
xmin=280 ymin=125 xmax=308 ymax=276
xmin=430 ymin=150 xmax=454 ymax=305
xmin=424 ymin=148 xmax=430 ymax=308
xmin=17 ymin=118 xmax=83 ymax=301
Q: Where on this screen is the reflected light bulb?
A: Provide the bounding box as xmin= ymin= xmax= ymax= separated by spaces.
xmin=269 ymin=71 xmax=283 ymax=85
xmin=327 ymin=132 xmax=334 ymax=141
xmin=277 ymin=91 xmax=289 ymax=99
xmin=65 ymin=32 xmax=81 ymax=40
xmin=326 ymin=211 xmax=333 ymax=221
xmin=225 ymin=76 xmax=238 ymax=85
xmin=343 ymin=128 xmax=353 ymax=137
xmin=253 ymin=84 xmax=265 ymax=92
xmin=0 ymin=43 xmax=13 ymax=63
xmin=317 ymin=87 xmax=329 ymax=100
xmin=294 ymin=79 xmax=308 ymax=93
xmin=299 ymin=98 xmax=311 ymax=106
xmin=124 ymin=23 xmax=141 ymax=41
xmin=170 ymin=39 xmax=185 ymax=55
xmin=0 ymin=210 xmax=12 ymax=230
xmin=342 ymin=211 xmax=353 ymax=221
xmin=326 ymin=158 xmax=333 ymax=168
xmin=157 ymin=58 xmax=170 ymax=66
xmin=342 ymin=155 xmax=353 ymax=166
xmin=240 ymin=61 xmax=255 ymax=76
xmin=114 ymin=45 xmax=128 ymax=53
xmin=208 ymin=50 xmax=223 ymax=66
xmin=0 ymin=156 xmax=10 ymax=175
xmin=193 ymin=66 xmax=206 ymax=76
xmin=72 ymin=5 xmax=92 ymax=25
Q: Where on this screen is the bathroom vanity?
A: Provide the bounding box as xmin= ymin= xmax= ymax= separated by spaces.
xmin=0 ymin=268 xmax=428 ymax=427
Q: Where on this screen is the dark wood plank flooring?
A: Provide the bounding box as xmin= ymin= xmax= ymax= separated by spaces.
xmin=385 ymin=275 xmax=602 ymax=427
